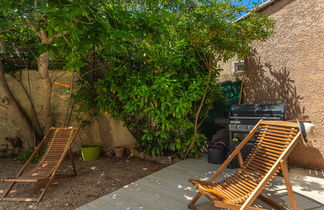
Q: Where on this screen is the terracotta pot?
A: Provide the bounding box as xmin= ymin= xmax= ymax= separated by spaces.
xmin=114 ymin=146 xmax=125 ymax=158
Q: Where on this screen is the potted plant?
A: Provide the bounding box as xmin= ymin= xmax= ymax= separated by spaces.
xmin=81 ymin=144 xmax=101 ymax=161
xmin=77 ymin=126 xmax=102 ymax=161
xmin=114 ymin=146 xmax=125 ymax=158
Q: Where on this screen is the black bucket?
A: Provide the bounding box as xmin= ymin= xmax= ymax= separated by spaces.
xmin=207 ymin=142 xmax=226 ymax=164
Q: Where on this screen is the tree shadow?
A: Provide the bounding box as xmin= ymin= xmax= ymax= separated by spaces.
xmin=243 ymin=49 xmax=306 ymax=119
xmin=243 ymin=49 xmax=324 ymax=169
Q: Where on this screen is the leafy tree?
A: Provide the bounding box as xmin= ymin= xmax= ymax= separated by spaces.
xmin=1 ymin=0 xmax=273 ymax=158
xmin=179 ymin=3 xmax=274 ymax=157
xmin=76 ymin=0 xmax=274 ymax=158
xmin=0 ymin=0 xmax=136 ymax=145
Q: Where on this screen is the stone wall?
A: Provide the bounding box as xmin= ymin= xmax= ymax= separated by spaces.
xmin=0 ymin=70 xmax=136 ymax=156
xmin=243 ymin=0 xmax=324 ymax=168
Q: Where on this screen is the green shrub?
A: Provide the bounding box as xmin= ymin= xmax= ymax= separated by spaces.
xmin=19 ymin=147 xmax=45 ymax=164
xmin=201 ymin=80 xmax=242 ymax=141
xmin=71 ymin=1 xmax=273 ymax=159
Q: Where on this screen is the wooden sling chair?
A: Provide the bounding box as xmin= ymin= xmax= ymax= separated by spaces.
xmin=188 ymin=120 xmax=302 ymax=210
xmin=0 ymin=127 xmax=79 ymax=203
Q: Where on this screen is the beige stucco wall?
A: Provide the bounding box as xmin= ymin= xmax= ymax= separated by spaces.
xmin=0 ymin=70 xmax=136 ymax=155
xmin=218 ymin=59 xmax=235 ymax=82
xmin=243 ymin=0 xmax=324 ymax=168
xmin=218 ymin=59 xmax=243 ymax=82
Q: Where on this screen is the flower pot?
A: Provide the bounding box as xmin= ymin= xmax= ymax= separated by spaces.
xmin=81 ymin=145 xmax=100 ymax=161
xmin=114 ymin=146 xmax=125 ymax=158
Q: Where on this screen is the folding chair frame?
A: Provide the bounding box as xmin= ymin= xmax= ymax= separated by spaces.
xmin=188 ymin=120 xmax=300 ymax=210
xmin=0 ymin=127 xmax=79 ymax=203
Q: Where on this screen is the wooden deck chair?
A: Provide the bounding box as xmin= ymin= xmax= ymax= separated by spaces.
xmin=0 ymin=127 xmax=79 ymax=203
xmin=188 ymin=120 xmax=302 ymax=210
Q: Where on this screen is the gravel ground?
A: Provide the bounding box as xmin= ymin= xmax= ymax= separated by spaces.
xmin=0 ymin=156 xmax=166 ymax=210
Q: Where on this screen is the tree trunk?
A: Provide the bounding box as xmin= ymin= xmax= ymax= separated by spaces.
xmin=184 ymin=89 xmax=208 ymax=158
xmin=0 ymin=60 xmax=35 ymax=148
xmin=37 ymin=28 xmax=54 ymax=133
xmin=184 ymin=65 xmax=212 ymax=158
xmin=38 ymin=52 xmax=53 ymax=132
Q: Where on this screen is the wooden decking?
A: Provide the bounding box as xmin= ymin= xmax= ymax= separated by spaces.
xmin=77 ymin=156 xmax=324 ymax=210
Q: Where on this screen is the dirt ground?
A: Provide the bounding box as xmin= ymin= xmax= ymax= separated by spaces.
xmin=0 ymin=156 xmax=167 ymax=210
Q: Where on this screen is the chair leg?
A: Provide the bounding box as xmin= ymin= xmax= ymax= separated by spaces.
xmin=0 ymin=182 xmax=16 ymax=201
xmin=37 ymin=177 xmax=55 ymax=203
xmin=69 ymin=148 xmax=77 ymax=176
xmin=188 ymin=192 xmax=202 ymax=209
xmin=280 ymin=160 xmax=297 ymax=210
xmin=37 ymin=148 xmax=77 ymax=203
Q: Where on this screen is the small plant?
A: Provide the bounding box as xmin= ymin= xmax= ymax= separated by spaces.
xmin=18 ymin=147 xmax=45 ymax=164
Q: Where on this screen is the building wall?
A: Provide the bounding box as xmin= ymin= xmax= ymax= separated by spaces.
xmin=218 ymin=59 xmax=243 ymax=82
xmin=218 ymin=59 xmax=235 ymax=82
xmin=0 ymin=70 xmax=136 ymax=156
xmin=243 ymin=0 xmax=324 ymax=168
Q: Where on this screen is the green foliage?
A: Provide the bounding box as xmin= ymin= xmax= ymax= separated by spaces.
xmin=18 ymin=147 xmax=45 ymax=164
xmin=91 ymin=1 xmax=273 ymax=158
xmin=221 ymin=80 xmax=242 ymax=105
xmin=201 ymin=80 xmax=242 ymax=141
xmin=1 ymin=0 xmax=274 ymax=158
xmin=95 ymin=40 xmax=219 ymax=158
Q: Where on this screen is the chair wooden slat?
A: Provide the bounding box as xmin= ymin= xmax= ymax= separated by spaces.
xmin=256 ymin=139 xmax=286 ymax=148
xmin=258 ymin=134 xmax=292 ymax=142
xmin=259 ymin=128 xmax=297 ymax=135
xmin=257 ymin=137 xmax=290 ymax=145
xmin=248 ymin=158 xmax=273 ymax=169
xmin=259 ymin=131 xmax=295 ymax=139
xmin=251 ymin=147 xmax=281 ymax=157
xmin=249 ymin=155 xmax=276 ymax=167
xmin=226 ymin=177 xmax=251 ymax=194
xmin=258 ymin=144 xmax=284 ymax=153
xmin=263 ymin=124 xmax=298 ymax=131
xmin=234 ymin=173 xmax=258 ymax=188
xmin=245 ymin=164 xmax=268 ymax=175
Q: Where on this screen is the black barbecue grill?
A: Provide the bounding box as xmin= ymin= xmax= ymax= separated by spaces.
xmin=227 ymin=104 xmax=286 ymax=168
xmin=228 ymin=104 xmax=285 ymax=133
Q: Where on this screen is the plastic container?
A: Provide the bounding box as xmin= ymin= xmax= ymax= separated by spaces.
xmin=81 ymin=145 xmax=100 ymax=161
xmin=207 ymin=142 xmax=226 ymax=164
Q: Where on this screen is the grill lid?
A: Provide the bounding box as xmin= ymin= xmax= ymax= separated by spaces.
xmin=229 ymin=104 xmax=285 ymax=120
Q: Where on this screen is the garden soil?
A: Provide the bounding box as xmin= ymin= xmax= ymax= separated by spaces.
xmin=0 ymin=156 xmax=166 ymax=209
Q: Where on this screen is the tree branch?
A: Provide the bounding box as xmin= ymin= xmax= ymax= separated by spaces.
xmin=0 ymin=23 xmax=34 ymax=33
xmin=75 ymin=19 xmax=96 ymax=25
xmin=25 ymin=18 xmax=38 ymax=34
xmin=52 ymin=31 xmax=70 ymax=39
